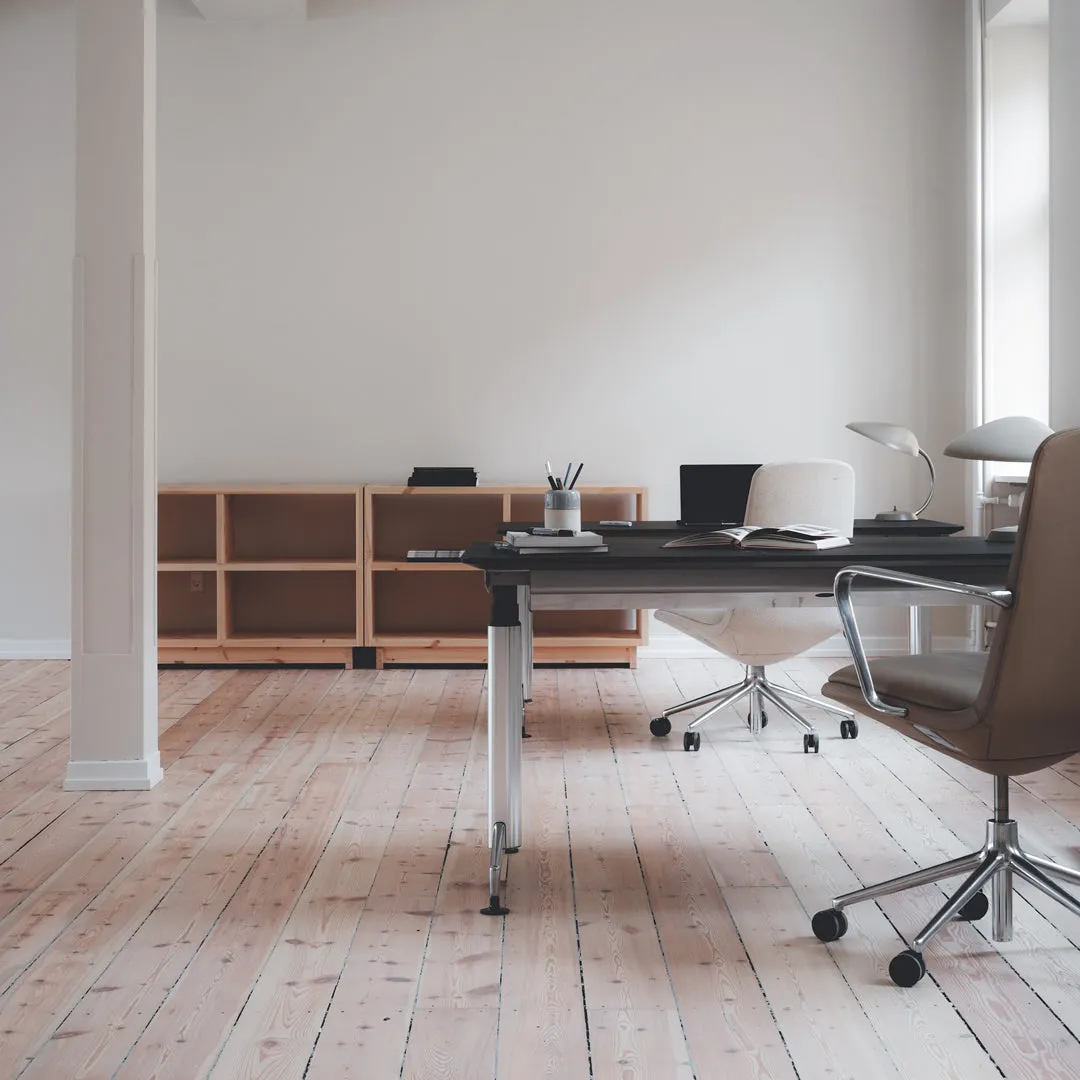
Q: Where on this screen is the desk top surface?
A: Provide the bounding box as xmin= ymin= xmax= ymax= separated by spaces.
xmin=463 ymin=534 xmax=1012 ymax=576
xmin=500 ymin=518 xmax=966 ymax=537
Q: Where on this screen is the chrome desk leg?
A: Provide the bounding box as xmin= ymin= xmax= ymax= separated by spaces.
xmin=483 ymin=584 xmax=522 ymax=916
xmin=908 ymin=605 xmax=933 ymax=655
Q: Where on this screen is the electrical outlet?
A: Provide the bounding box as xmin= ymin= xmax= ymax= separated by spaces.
xmin=190 ymin=572 xmax=204 ymax=593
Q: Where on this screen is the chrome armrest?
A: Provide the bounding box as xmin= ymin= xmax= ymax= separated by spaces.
xmin=833 ymin=565 xmax=1013 ymax=717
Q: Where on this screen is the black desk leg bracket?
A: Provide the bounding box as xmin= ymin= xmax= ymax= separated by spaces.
xmin=481 ymin=821 xmax=510 ymax=916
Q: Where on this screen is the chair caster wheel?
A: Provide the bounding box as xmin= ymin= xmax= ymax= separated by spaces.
xmin=840 ymin=719 xmax=859 ymax=739
xmin=683 ymin=731 xmax=701 ymax=752
xmin=746 ymin=712 xmax=768 ymax=729
xmin=650 ymin=716 xmax=672 ymax=737
xmin=811 ymin=908 xmax=848 ymax=942
xmin=957 ymin=892 xmax=989 ymax=921
xmin=889 ymin=949 xmax=927 ymax=987
xmin=803 ymin=733 xmax=820 ymax=754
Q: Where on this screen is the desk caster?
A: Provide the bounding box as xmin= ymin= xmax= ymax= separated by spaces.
xmin=803 ymin=733 xmax=820 ymax=754
xmin=650 ymin=716 xmax=672 ymax=737
xmin=747 ymin=712 xmax=768 ymax=729
xmin=683 ymin=731 xmax=701 ymax=752
xmin=840 ymin=719 xmax=859 ymax=739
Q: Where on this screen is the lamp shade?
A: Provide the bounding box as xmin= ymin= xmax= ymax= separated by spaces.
xmin=943 ymin=416 xmax=1053 ymax=462
xmin=845 ymin=421 xmax=934 ymax=519
xmin=845 ymin=421 xmax=921 ymax=457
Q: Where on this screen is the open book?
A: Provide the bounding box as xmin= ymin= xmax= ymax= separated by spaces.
xmin=662 ymin=524 xmax=850 ymax=550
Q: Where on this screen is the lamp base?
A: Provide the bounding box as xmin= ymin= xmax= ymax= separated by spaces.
xmin=874 ymin=510 xmax=918 ymax=521
xmin=986 ymin=525 xmax=1018 ymax=543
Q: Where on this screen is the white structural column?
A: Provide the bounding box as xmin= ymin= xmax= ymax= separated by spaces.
xmin=1051 ymin=0 xmax=1080 ymax=428
xmin=68 ymin=0 xmax=161 ymax=790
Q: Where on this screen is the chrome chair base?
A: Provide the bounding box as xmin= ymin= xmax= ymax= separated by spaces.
xmin=650 ymin=664 xmax=856 ymax=752
xmin=812 ymin=777 xmax=1080 ymax=985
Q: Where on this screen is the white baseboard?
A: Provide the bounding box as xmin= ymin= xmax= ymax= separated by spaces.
xmin=64 ymin=755 xmax=164 ymax=790
xmin=639 ymin=627 xmax=974 ymax=660
xmin=0 ymin=639 xmax=72 ymax=660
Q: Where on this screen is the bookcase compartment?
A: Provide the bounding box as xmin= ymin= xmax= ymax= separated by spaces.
xmin=158 ymin=493 xmax=217 ymax=562
xmin=368 ymin=491 xmax=505 ymax=560
xmin=227 ymin=570 xmax=357 ymax=640
xmin=371 ymin=570 xmax=490 ymax=637
xmin=227 ymin=493 xmax=357 ymax=562
xmin=159 ymin=570 xmax=218 ymax=640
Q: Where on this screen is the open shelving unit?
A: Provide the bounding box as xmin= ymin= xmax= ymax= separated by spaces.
xmin=158 ymin=485 xmax=362 ymax=667
xmin=159 ymin=481 xmax=647 ymax=668
xmin=364 ymin=484 xmax=648 ymax=667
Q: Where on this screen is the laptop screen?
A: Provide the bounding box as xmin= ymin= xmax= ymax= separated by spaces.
xmin=679 ymin=464 xmax=762 ymax=527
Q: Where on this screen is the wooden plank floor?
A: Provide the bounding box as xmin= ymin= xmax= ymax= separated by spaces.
xmin=1 ymin=658 xmax=1079 ymax=1078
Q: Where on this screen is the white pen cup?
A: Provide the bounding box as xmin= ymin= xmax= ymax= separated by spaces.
xmin=544 ymin=488 xmax=581 ymax=533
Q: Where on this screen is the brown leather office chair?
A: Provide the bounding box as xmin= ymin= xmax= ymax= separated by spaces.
xmin=810 ymin=427 xmax=1080 ymax=986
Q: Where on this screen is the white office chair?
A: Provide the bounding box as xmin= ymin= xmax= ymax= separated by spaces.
xmin=651 ymin=459 xmax=858 ymax=753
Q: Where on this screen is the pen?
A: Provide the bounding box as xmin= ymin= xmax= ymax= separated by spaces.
xmin=545 ymin=461 xmax=558 ymax=491
xmin=568 ymin=462 xmax=584 ymax=490
xmin=563 ymin=462 xmax=573 ymax=488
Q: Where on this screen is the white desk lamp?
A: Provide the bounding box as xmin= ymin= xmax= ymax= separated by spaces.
xmin=943 ymin=416 xmax=1054 ymax=542
xmin=845 ymin=421 xmax=935 ymax=520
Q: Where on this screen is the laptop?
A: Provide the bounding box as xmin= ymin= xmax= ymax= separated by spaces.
xmin=678 ymin=463 xmax=762 ymax=528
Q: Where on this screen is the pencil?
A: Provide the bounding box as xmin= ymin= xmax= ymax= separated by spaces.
xmin=568 ymin=462 xmax=584 ymax=490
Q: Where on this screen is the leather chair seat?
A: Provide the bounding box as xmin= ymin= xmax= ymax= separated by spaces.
xmin=827 ymin=652 xmax=987 ymax=716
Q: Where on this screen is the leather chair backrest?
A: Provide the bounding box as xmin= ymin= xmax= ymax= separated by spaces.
xmin=976 ymin=428 xmax=1080 ymax=761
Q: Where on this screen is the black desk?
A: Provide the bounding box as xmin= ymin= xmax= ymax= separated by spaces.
xmin=461 ymin=534 xmax=1012 ymax=914
xmin=501 ymin=518 xmax=966 ymax=537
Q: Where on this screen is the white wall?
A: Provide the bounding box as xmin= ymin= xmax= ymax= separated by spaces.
xmin=0 ymin=0 xmax=971 ymax=653
xmin=1050 ymin=0 xmax=1080 ymax=428
xmin=0 ymin=0 xmax=74 ymax=656
xmin=158 ymin=0 xmax=969 ymax=506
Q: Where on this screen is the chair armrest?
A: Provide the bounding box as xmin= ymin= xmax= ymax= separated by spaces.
xmin=832 ymin=565 xmax=1013 ymax=717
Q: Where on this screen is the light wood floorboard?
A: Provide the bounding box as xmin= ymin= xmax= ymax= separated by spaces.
xmin=0 ymin=659 xmax=1079 ymax=1077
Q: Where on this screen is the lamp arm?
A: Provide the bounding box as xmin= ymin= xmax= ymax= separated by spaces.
xmin=914 ymin=449 xmax=935 ymax=518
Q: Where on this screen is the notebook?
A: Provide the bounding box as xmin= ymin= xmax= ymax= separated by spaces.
xmin=678 ymin=463 xmax=762 ymax=528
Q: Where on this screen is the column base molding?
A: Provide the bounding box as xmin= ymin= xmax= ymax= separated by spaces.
xmin=64 ymin=755 xmax=163 ymax=791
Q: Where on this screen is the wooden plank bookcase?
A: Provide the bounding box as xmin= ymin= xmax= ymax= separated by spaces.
xmin=158 ymin=483 xmax=647 ymax=668
xmin=364 ymin=484 xmax=648 ymax=667
xmin=158 ymin=485 xmax=363 ymax=667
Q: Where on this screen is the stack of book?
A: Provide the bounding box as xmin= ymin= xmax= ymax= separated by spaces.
xmin=505 ymin=530 xmax=607 ymax=553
